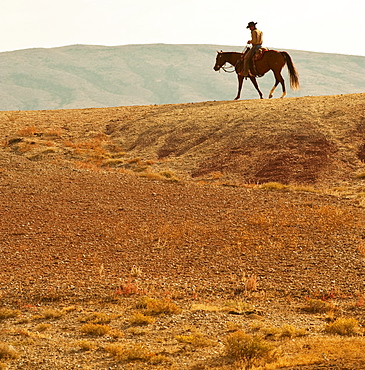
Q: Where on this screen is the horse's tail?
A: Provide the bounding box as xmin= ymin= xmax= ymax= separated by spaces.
xmin=281 ymin=52 xmax=300 ymax=90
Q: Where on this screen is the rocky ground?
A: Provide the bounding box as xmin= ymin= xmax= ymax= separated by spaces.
xmin=1 ymin=94 xmax=365 ymax=369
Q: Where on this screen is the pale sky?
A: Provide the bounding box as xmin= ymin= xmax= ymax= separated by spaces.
xmin=0 ymin=0 xmax=364 ymax=56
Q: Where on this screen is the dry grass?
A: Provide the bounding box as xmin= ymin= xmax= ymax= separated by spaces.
xmin=0 ymin=342 xmax=19 ymax=360
xmin=325 ymin=317 xmax=361 ymax=336
xmin=38 ymin=308 xmax=65 ymax=320
xmin=77 ymin=339 xmax=97 ymax=351
xmin=16 ymin=125 xmax=40 ymax=136
xmin=80 ymin=323 xmax=111 ymax=336
xmin=224 ymin=331 xmax=275 ymax=369
xmin=175 ymin=333 xmax=216 ymax=348
xmin=250 ymin=324 xmax=308 ymax=341
xmin=129 ymin=311 xmax=155 ymax=326
xmin=104 ymin=343 xmax=150 ymax=362
xmin=139 ymin=170 xmax=180 ymax=182
xmin=267 ymin=336 xmax=365 ymax=368
xmin=260 ymin=182 xmax=288 ymax=191
xmin=35 ymin=323 xmax=52 ymax=332
xmin=302 ymin=298 xmax=335 ymax=313
xmin=358 ymin=240 xmax=365 ymax=257
xmin=117 ymin=279 xmax=142 ymax=296
xmin=0 ymin=309 xmax=20 ymax=320
xmin=79 ymin=312 xmax=115 ymax=324
xmin=0 ymin=296 xmax=365 ymax=369
xmin=137 ymin=297 xmax=181 ymax=316
xmin=356 ymin=171 xmax=365 ymax=179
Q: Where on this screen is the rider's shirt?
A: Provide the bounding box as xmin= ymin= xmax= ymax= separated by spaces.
xmin=251 ymin=29 xmax=263 ymax=45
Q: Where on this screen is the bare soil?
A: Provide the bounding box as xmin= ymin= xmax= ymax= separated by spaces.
xmin=1 ymin=94 xmax=365 ymax=369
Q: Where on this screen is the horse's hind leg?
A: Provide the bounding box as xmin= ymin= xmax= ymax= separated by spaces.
xmin=269 ymin=70 xmax=286 ymax=99
xmin=249 ymin=77 xmax=263 ymax=99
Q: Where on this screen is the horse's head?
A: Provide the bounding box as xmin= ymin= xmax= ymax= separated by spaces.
xmin=213 ymin=51 xmax=225 ymax=71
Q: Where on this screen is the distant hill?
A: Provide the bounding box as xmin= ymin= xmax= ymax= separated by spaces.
xmin=0 ymin=43 xmax=364 ymax=111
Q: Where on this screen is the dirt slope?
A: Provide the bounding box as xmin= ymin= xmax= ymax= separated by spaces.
xmin=1 ymin=93 xmax=365 ymax=301
xmin=1 ymin=94 xmax=365 ymax=369
xmin=1 ymin=94 xmax=365 ymax=189
xmin=1 ymin=152 xmax=364 ymax=301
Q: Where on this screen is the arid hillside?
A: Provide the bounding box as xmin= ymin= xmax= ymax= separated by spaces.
xmin=0 ymin=44 xmax=364 ymax=110
xmin=1 ymin=94 xmax=365 ymax=369
xmin=1 ymin=93 xmax=365 ymax=193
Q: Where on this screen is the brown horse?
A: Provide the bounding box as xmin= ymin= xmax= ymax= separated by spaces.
xmin=213 ymin=49 xmax=300 ymax=100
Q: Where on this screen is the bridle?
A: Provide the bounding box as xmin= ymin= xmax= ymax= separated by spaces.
xmin=216 ymin=47 xmax=249 ymax=73
xmin=216 ymin=53 xmax=237 ymax=73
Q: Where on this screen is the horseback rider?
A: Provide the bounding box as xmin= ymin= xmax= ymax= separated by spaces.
xmin=241 ymin=21 xmax=263 ymax=77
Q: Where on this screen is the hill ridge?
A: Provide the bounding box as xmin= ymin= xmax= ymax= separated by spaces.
xmin=0 ymin=43 xmax=364 ymax=110
xmin=1 ymin=93 xmax=365 ymax=197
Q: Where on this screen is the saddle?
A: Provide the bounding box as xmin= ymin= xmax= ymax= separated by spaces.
xmin=253 ymin=47 xmax=268 ymax=61
xmin=237 ymin=47 xmax=268 ymax=78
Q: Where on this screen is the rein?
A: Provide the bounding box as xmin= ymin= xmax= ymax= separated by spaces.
xmin=221 ymin=63 xmax=236 ymax=73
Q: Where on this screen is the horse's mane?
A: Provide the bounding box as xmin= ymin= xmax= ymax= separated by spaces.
xmin=220 ymin=51 xmax=243 ymax=55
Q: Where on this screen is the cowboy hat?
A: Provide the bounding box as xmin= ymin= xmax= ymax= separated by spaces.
xmin=246 ymin=21 xmax=257 ymax=29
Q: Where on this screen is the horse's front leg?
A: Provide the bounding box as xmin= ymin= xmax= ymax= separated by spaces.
xmin=235 ymin=74 xmax=244 ymax=100
xmin=249 ymin=77 xmax=263 ymax=99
